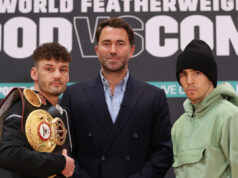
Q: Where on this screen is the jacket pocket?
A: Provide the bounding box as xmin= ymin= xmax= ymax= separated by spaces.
xmin=172 ymin=147 xmax=206 ymax=168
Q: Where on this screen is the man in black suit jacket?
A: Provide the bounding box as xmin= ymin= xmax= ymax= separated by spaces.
xmin=60 ymin=17 xmax=173 ymax=178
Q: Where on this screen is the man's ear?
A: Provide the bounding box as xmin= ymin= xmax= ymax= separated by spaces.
xmin=95 ymin=45 xmax=98 ymax=56
xmin=130 ymin=45 xmax=135 ymax=57
xmin=30 ymin=67 xmax=38 ymax=81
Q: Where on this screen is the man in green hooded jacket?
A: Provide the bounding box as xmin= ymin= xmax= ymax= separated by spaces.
xmin=172 ymin=39 xmax=238 ymax=178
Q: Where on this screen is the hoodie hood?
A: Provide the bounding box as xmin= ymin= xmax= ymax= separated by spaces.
xmin=184 ymin=82 xmax=238 ymax=116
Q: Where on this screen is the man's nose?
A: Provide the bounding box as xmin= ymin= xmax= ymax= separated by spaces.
xmin=110 ymin=44 xmax=117 ymax=53
xmin=53 ymin=69 xmax=61 ymax=78
xmin=187 ymin=74 xmax=194 ymax=83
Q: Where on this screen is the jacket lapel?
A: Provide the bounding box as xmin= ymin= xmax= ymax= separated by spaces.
xmin=84 ymin=75 xmax=113 ymax=135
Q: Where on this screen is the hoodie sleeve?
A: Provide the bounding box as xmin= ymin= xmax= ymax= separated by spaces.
xmin=220 ymin=110 xmax=238 ymax=177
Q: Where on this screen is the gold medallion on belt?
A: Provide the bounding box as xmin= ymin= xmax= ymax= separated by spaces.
xmin=24 ymin=89 xmax=67 ymax=153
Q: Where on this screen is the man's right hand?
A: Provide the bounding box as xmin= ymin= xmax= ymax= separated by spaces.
xmin=61 ymin=149 xmax=75 ymax=177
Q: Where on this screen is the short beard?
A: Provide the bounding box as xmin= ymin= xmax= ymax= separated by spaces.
xmin=101 ymin=62 xmax=126 ymax=73
xmin=50 ymin=87 xmax=66 ymax=96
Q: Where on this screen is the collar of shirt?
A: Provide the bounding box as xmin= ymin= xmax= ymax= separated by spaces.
xmin=100 ymin=70 xmax=129 ymax=123
xmin=100 ymin=70 xmax=129 ymax=94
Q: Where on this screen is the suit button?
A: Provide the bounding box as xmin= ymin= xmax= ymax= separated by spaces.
xmin=101 ymin=156 xmax=106 ymax=160
xmin=125 ymin=155 xmax=130 ymax=161
xmin=133 ymin=132 xmax=138 ymax=138
xmin=88 ymin=132 xmax=93 ymax=137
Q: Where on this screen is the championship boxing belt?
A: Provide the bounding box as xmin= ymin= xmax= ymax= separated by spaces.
xmin=0 ymin=88 xmax=72 ymax=154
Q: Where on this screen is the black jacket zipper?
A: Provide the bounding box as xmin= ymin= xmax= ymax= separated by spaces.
xmin=191 ymin=105 xmax=195 ymax=118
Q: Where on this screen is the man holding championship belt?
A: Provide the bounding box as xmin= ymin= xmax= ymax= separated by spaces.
xmin=0 ymin=42 xmax=75 ymax=178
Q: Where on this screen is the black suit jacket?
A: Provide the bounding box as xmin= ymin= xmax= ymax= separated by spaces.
xmin=60 ymin=75 xmax=173 ymax=178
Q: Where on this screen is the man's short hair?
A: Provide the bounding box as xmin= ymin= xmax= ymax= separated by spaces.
xmin=33 ymin=42 xmax=71 ymax=66
xmin=95 ymin=17 xmax=134 ymax=47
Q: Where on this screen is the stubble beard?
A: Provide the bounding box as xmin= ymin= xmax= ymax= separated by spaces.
xmin=38 ymin=82 xmax=65 ymax=97
xmin=102 ymin=60 xmax=127 ymax=73
xmin=49 ymin=84 xmax=66 ymax=96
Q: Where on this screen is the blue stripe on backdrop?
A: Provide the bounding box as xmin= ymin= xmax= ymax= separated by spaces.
xmin=0 ymin=81 xmax=237 ymax=99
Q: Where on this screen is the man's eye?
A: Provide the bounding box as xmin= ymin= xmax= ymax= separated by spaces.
xmin=195 ymin=71 xmax=201 ymax=75
xmin=103 ymin=43 xmax=110 ymax=46
xmin=60 ymin=69 xmax=67 ymax=72
xmin=180 ymin=72 xmax=186 ymax=77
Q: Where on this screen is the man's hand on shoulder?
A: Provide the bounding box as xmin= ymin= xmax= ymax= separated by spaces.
xmin=61 ymin=149 xmax=75 ymax=177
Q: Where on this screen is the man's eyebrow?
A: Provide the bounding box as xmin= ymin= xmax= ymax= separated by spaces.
xmin=101 ymin=39 xmax=111 ymax=43
xmin=101 ymin=39 xmax=126 ymax=42
xmin=44 ymin=64 xmax=53 ymax=67
xmin=60 ymin=65 xmax=69 ymax=68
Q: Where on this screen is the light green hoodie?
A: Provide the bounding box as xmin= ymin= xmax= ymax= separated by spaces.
xmin=172 ymin=82 xmax=238 ymax=178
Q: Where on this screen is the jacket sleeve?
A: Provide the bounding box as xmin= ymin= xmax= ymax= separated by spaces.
xmin=220 ymin=111 xmax=238 ymax=177
xmin=60 ymin=88 xmax=91 ymax=178
xmin=129 ymin=89 xmax=173 ymax=178
xmin=0 ymin=100 xmax=66 ymax=177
